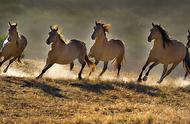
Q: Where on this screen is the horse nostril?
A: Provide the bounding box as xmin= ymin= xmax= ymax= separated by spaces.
xmin=148 ymin=37 xmax=151 ymax=42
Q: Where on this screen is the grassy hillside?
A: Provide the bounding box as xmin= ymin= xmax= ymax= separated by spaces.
xmin=0 ymin=59 xmax=189 ymax=124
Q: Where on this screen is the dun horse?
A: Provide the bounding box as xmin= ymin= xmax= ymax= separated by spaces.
xmin=0 ymin=22 xmax=27 ymax=73
xmin=137 ymin=23 xmax=190 ymax=83
xmin=36 ymin=26 xmax=94 ymax=79
xmin=88 ymin=21 xmax=125 ymax=77
xmin=184 ymin=30 xmax=190 ymax=79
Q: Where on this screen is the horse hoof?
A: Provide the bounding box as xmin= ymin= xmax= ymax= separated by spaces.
xmin=137 ymin=79 xmax=142 ymax=83
xmin=142 ymin=76 xmax=148 ymax=81
xmin=78 ymin=76 xmax=82 ymax=80
xmin=3 ymin=70 xmax=7 ymax=73
xmin=36 ymin=76 xmax=41 ymax=79
xmin=98 ymin=74 xmax=103 ymax=78
xmin=157 ymin=80 xmax=162 ymax=84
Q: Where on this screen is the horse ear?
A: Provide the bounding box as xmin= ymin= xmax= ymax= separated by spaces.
xmin=152 ymin=22 xmax=155 ymax=27
xmin=8 ymin=22 xmax=12 ymax=27
xmin=15 ymin=23 xmax=17 ymax=27
xmin=50 ymin=26 xmax=53 ymax=31
xmin=95 ymin=20 xmax=98 ymax=25
xmin=55 ymin=27 xmax=58 ymax=31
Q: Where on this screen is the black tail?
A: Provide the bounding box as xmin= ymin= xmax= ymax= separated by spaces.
xmin=183 ymin=47 xmax=190 ymax=74
xmin=85 ymin=55 xmax=93 ymax=66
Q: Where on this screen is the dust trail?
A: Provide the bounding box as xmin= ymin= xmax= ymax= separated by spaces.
xmin=44 ymin=64 xmax=77 ymax=80
xmin=1 ymin=59 xmax=190 ymax=89
xmin=1 ymin=68 xmax=31 ymax=77
xmin=173 ymin=78 xmax=190 ymax=88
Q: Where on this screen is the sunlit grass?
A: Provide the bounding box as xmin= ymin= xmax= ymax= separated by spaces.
xmin=0 ymin=59 xmax=189 ymax=124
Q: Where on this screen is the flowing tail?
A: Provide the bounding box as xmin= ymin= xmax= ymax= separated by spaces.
xmin=183 ymin=47 xmax=190 ymax=74
xmin=85 ymin=55 xmax=96 ymax=72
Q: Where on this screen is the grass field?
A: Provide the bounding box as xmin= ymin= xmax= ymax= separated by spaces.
xmin=0 ymin=59 xmax=189 ymax=124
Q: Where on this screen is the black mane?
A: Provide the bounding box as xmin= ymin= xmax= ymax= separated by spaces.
xmin=155 ymin=25 xmax=171 ymax=48
xmin=58 ymin=34 xmax=66 ymax=45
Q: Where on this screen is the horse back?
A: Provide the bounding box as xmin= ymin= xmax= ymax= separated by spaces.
xmin=68 ymin=39 xmax=86 ymax=51
xmin=20 ymin=35 xmax=27 ymax=48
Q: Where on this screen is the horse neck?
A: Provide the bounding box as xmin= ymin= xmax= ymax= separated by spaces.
xmin=152 ymin=36 xmax=164 ymax=50
xmin=51 ymin=36 xmax=66 ymax=50
xmin=94 ymin=32 xmax=107 ymax=46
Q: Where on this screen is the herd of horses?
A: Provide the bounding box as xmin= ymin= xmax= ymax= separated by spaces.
xmin=1 ymin=21 xmax=190 ymax=84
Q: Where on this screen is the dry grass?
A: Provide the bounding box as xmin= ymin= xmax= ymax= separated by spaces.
xmin=0 ymin=59 xmax=189 ymax=124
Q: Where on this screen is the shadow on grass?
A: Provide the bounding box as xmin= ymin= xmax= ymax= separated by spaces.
xmin=2 ymin=76 xmax=69 ymax=98
xmin=178 ymin=84 xmax=190 ymax=93
xmin=2 ymin=76 xmax=163 ymax=97
xmin=68 ymin=79 xmax=162 ymax=96
xmin=113 ymin=82 xmax=162 ymax=97
xmin=70 ymin=82 xmax=114 ymax=94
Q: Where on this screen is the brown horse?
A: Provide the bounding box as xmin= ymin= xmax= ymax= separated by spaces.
xmin=36 ymin=26 xmax=94 ymax=79
xmin=0 ymin=22 xmax=27 ymax=73
xmin=137 ymin=23 xmax=190 ymax=83
xmin=88 ymin=21 xmax=125 ymax=77
xmin=184 ymin=30 xmax=190 ymax=79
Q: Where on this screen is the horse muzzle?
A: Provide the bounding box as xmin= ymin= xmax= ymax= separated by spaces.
xmin=91 ymin=35 xmax=95 ymax=40
xmin=46 ymin=40 xmax=51 ymax=45
xmin=148 ymin=36 xmax=152 ymax=42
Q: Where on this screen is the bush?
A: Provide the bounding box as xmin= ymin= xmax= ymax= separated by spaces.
xmin=0 ymin=35 xmax=7 ymax=48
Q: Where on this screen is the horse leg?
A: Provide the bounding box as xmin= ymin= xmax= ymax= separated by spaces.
xmin=137 ymin=59 xmax=151 ymax=82
xmin=184 ymin=71 xmax=188 ymax=80
xmin=157 ymin=64 xmax=168 ymax=83
xmin=99 ymin=61 xmax=108 ymax=77
xmin=0 ymin=57 xmax=10 ymax=67
xmin=78 ymin=60 xmax=86 ymax=80
xmin=88 ymin=59 xmax=99 ymax=76
xmin=117 ymin=63 xmax=121 ymax=77
xmin=143 ymin=62 xmax=159 ymax=81
xmin=157 ymin=63 xmax=179 ymax=84
xmin=17 ymin=55 xmax=22 ymax=63
xmin=70 ymin=62 xmax=74 ymax=71
xmin=3 ymin=57 xmax=17 ymax=73
xmin=36 ymin=63 xmax=54 ymax=79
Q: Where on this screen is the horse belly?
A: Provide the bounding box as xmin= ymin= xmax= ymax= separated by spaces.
xmin=55 ymin=52 xmax=78 ymax=65
xmin=159 ymin=51 xmax=185 ymax=64
xmin=101 ymin=45 xmax=121 ymax=61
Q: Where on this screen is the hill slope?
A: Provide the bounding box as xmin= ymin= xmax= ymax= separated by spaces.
xmin=0 ymin=59 xmax=190 ymax=124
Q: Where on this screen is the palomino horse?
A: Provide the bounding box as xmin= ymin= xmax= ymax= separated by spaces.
xmin=137 ymin=23 xmax=190 ymax=83
xmin=0 ymin=22 xmax=27 ymax=73
xmin=88 ymin=21 xmax=125 ymax=77
xmin=184 ymin=30 xmax=190 ymax=79
xmin=36 ymin=26 xmax=94 ymax=79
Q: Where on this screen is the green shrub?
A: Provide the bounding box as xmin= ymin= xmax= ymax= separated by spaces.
xmin=0 ymin=35 xmax=7 ymax=48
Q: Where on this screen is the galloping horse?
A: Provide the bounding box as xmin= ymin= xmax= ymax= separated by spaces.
xmin=88 ymin=21 xmax=125 ymax=77
xmin=184 ymin=30 xmax=190 ymax=79
xmin=137 ymin=23 xmax=190 ymax=83
xmin=36 ymin=26 xmax=94 ymax=79
xmin=0 ymin=22 xmax=27 ymax=73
